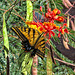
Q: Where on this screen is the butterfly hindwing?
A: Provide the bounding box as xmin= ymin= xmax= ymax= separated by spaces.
xmin=34 ymin=34 xmax=45 ymax=59
xmin=12 ymin=27 xmax=45 ymax=59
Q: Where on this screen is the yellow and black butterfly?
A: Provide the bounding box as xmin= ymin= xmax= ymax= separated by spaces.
xmin=12 ymin=27 xmax=45 ymax=59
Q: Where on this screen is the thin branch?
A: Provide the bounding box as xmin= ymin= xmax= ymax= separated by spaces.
xmin=7 ymin=55 xmax=9 ymax=75
xmin=4 ymin=5 xmax=14 ymax=14
xmin=7 ymin=0 xmax=17 ymax=8
xmin=54 ymin=58 xmax=75 ymax=67
xmin=65 ymin=2 xmax=74 ymax=15
xmin=0 ymin=9 xmax=6 ymax=11
xmin=52 ymin=0 xmax=57 ymax=8
xmin=65 ymin=7 xmax=73 ymax=15
xmin=0 ymin=47 xmax=4 ymax=53
xmin=12 ymin=9 xmax=26 ymax=23
xmin=74 ymin=17 xmax=75 ymax=26
xmin=6 ymin=0 xmax=17 ymax=22
xmin=8 ymin=35 xmax=18 ymax=39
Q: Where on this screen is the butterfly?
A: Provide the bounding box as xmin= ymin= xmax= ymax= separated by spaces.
xmin=12 ymin=27 xmax=45 ymax=59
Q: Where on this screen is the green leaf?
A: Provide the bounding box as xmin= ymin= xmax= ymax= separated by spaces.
xmin=26 ymin=0 xmax=33 ymax=21
xmin=67 ymin=28 xmax=75 ymax=33
xmin=21 ymin=53 xmax=33 ymax=75
xmin=3 ymin=13 xmax=9 ymax=57
xmin=67 ymin=34 xmax=75 ymax=48
xmin=67 ymin=15 xmax=69 ymax=28
xmin=47 ymin=51 xmax=52 ymax=75
xmin=18 ymin=51 xmax=33 ymax=74
xmin=68 ymin=34 xmax=75 ymax=40
xmin=18 ymin=50 xmax=26 ymax=67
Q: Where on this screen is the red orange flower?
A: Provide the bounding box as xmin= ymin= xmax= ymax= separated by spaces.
xmin=53 ymin=8 xmax=59 ymax=15
xmin=38 ymin=22 xmax=57 ymax=38
xmin=44 ymin=8 xmax=63 ymax=23
xmin=53 ymin=8 xmax=61 ymax=15
xmin=58 ymin=26 xmax=68 ymax=37
xmin=56 ymin=16 xmax=64 ymax=22
xmin=64 ymin=28 xmax=68 ymax=33
xmin=63 ymin=23 xmax=68 ymax=27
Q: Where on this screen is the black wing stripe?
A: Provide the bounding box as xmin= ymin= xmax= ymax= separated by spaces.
xmin=36 ymin=41 xmax=45 ymax=48
xmin=12 ymin=27 xmax=27 ymax=41
xmin=39 ymin=42 xmax=45 ymax=47
xmin=21 ymin=27 xmax=26 ymax=32
xmin=41 ymin=47 xmax=45 ymax=49
xmin=28 ymin=28 xmax=31 ymax=36
xmin=33 ymin=29 xmax=35 ymax=42
xmin=21 ymin=27 xmax=23 ymax=31
xmin=36 ymin=50 xmax=45 ymax=59
xmin=38 ymin=39 xmax=45 ymax=44
xmin=14 ymin=27 xmax=26 ymax=40
xmin=24 ymin=27 xmax=26 ymax=32
xmin=34 ymin=33 xmax=43 ymax=46
xmin=12 ymin=27 xmax=23 ymax=40
xmin=37 ymin=49 xmax=45 ymax=55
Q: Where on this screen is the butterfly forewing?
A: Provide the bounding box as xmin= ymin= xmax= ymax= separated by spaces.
xmin=12 ymin=27 xmax=40 ymax=46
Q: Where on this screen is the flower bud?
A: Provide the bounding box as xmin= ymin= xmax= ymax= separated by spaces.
xmin=48 ymin=8 xmax=51 ymax=13
xmin=57 ymin=10 xmax=61 ymax=15
xmin=40 ymin=6 xmax=42 ymax=11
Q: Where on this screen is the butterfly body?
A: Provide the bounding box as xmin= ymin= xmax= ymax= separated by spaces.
xmin=12 ymin=27 xmax=45 ymax=59
xmin=21 ymin=41 xmax=34 ymax=51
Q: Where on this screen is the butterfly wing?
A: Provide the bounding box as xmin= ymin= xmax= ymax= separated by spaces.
xmin=12 ymin=27 xmax=45 ymax=59
xmin=34 ymin=33 xmax=45 ymax=59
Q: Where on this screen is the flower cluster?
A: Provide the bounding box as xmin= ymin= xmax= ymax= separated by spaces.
xmin=45 ymin=8 xmax=64 ymax=23
xmin=26 ymin=7 xmax=68 ymax=39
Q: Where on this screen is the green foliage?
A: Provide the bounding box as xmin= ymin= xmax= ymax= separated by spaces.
xmin=0 ymin=50 xmax=6 ymax=75
xmin=53 ymin=62 xmax=75 ymax=75
xmin=38 ymin=57 xmax=47 ymax=75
